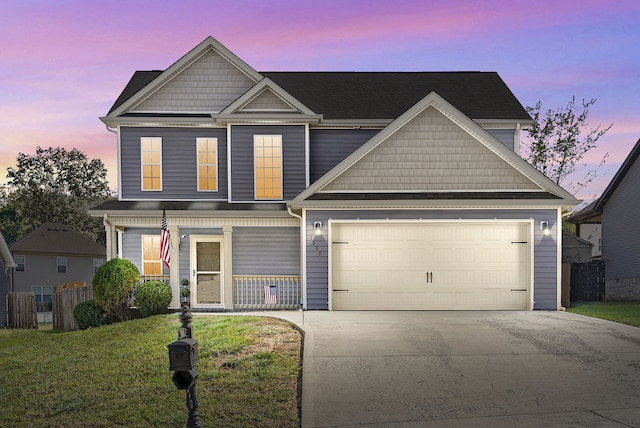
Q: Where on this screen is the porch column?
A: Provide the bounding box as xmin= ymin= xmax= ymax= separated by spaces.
xmin=169 ymin=224 xmax=181 ymax=310
xmin=223 ymin=226 xmax=233 ymax=309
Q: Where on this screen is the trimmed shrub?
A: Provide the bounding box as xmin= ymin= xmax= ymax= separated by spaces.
xmin=134 ymin=280 xmax=173 ymax=317
xmin=93 ymin=258 xmax=140 ymax=322
xmin=73 ymin=299 xmax=109 ymax=330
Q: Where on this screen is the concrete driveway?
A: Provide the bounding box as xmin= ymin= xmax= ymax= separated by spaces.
xmin=279 ymin=310 xmax=640 ymax=427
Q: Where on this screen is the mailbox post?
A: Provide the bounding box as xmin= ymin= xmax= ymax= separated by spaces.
xmin=168 ymin=305 xmax=203 ymax=428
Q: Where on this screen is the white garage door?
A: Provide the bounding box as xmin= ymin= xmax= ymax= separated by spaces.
xmin=331 ymin=222 xmax=531 ymax=310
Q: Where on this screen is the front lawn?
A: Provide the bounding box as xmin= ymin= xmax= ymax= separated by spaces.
xmin=568 ymin=301 xmax=640 ymax=327
xmin=0 ymin=315 xmax=302 ymax=427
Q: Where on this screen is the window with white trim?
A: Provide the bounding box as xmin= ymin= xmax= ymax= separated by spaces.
xmin=57 ymin=256 xmax=67 ymax=274
xmin=32 ymin=286 xmax=52 ymax=313
xmin=141 ymin=137 xmax=162 ymax=191
xmin=14 ymin=255 xmax=25 ymax=272
xmin=197 ymin=137 xmax=218 ymax=191
xmin=254 ymin=135 xmax=282 ymax=200
xmin=142 ymin=235 xmax=162 ymax=275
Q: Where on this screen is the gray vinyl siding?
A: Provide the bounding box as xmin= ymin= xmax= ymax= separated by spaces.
xmin=230 ymin=125 xmax=306 ymax=201
xmin=232 ymin=227 xmax=300 ymax=275
xmin=486 ymin=129 xmax=515 ymax=151
xmin=309 ymin=128 xmax=381 ymax=183
xmin=602 ymin=159 xmax=640 ymax=280
xmin=120 ymin=127 xmax=228 ymax=200
xmin=121 ymin=228 xmax=169 ymax=275
xmin=0 ymin=261 xmax=6 ymax=327
xmin=305 ymin=209 xmax=558 ymax=310
xmin=10 ymin=254 xmax=101 ymax=293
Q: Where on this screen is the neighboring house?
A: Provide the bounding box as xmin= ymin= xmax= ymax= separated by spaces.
xmin=10 ymin=223 xmax=106 ymax=318
xmin=570 ymin=200 xmax=602 ymax=259
xmin=90 ymin=36 xmax=579 ymax=312
xmin=0 ymin=231 xmax=17 ymax=327
xmin=569 ymin=138 xmax=640 ymax=300
xmin=562 ymin=231 xmax=594 ymax=264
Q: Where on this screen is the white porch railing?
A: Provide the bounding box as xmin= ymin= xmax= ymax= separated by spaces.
xmin=233 ymin=275 xmax=301 ymax=309
xmin=139 ymin=275 xmax=170 ymax=284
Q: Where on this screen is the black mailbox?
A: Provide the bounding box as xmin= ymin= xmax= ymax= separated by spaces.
xmin=168 ymin=338 xmax=199 ymax=371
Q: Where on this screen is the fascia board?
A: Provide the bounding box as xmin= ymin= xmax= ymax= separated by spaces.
xmin=88 ymin=209 xmax=293 ymax=218
xmin=100 ymin=116 xmax=221 ymax=128
xmin=106 ymin=36 xmax=263 ymax=118
xmin=289 ymin=198 xmax=579 ymax=210
xmin=213 ymin=114 xmax=323 ymax=125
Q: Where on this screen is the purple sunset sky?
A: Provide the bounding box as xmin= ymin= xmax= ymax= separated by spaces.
xmin=1 ymin=0 xmax=638 ymax=204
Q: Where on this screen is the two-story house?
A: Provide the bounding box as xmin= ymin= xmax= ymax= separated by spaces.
xmin=90 ymin=36 xmax=578 ymax=312
xmin=10 ymin=223 xmax=106 ymax=321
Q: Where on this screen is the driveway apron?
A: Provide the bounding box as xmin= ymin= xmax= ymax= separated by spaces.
xmin=293 ymin=311 xmax=640 ymax=427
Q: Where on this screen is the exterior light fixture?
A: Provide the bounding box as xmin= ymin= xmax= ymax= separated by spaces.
xmin=540 ymin=221 xmax=551 ymax=236
xmin=313 ymin=222 xmax=323 ymax=237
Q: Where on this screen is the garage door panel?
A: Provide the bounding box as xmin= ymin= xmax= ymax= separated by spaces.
xmin=331 ymin=222 xmax=530 ymax=310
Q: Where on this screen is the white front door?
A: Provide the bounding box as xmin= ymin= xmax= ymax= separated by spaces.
xmin=190 ymin=236 xmax=224 ymax=307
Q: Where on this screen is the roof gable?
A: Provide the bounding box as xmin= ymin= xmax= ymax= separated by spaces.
xmin=293 ymin=91 xmax=578 ymax=207
xmin=10 ymin=223 xmax=106 ymax=257
xmin=107 ymin=36 xmax=263 ymax=117
xmin=214 ymin=78 xmax=322 ymax=125
xmin=595 ymin=138 xmax=640 ymax=211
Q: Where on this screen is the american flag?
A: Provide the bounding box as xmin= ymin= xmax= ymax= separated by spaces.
xmin=263 ymin=285 xmax=278 ymax=305
xmin=160 ymin=210 xmax=171 ymax=268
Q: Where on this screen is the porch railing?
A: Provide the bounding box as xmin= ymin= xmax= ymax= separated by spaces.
xmin=233 ymin=275 xmax=301 ymax=309
xmin=139 ymin=275 xmax=170 ymax=284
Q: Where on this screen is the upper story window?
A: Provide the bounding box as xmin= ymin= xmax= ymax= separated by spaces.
xmin=57 ymin=256 xmax=67 ymax=274
xmin=254 ymin=135 xmax=282 ymax=200
xmin=14 ymin=255 xmax=25 ymax=272
xmin=141 ymin=137 xmax=162 ymax=191
xmin=142 ymin=235 xmax=162 ymax=275
xmin=197 ymin=137 xmax=218 ymax=191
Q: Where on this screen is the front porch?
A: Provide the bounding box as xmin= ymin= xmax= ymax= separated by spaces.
xmin=139 ymin=274 xmax=301 ymax=310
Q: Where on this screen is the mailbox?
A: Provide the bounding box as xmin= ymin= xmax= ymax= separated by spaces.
xmin=168 ymin=338 xmax=199 ymax=371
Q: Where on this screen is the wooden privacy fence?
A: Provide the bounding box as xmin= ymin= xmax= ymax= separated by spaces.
xmin=53 ymin=287 xmax=93 ymax=331
xmin=233 ymin=275 xmax=301 ymax=309
xmin=7 ymin=292 xmax=38 ymax=329
xmin=570 ymin=261 xmax=605 ymax=303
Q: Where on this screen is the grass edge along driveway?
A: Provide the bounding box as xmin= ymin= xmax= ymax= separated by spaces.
xmin=568 ymin=301 xmax=640 ymax=327
xmin=0 ymin=314 xmax=302 ymax=427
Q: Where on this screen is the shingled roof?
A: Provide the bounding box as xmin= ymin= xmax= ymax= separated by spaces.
xmin=10 ymin=223 xmax=106 ymax=256
xmin=109 ymin=70 xmax=531 ymax=121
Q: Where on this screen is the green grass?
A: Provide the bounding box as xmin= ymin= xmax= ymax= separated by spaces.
xmin=0 ymin=315 xmax=302 ymax=427
xmin=568 ymin=301 xmax=640 ymax=327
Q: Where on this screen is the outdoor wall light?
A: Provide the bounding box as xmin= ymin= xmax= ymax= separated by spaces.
xmin=313 ymin=222 xmax=323 ymax=237
xmin=540 ymin=221 xmax=551 ymax=236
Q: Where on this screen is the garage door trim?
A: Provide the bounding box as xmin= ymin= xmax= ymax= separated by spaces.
xmin=328 ymin=219 xmax=534 ymax=311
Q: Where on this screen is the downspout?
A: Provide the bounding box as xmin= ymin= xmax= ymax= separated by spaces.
xmin=514 ymin=122 xmax=522 ymax=155
xmin=105 ymin=125 xmax=117 ymax=134
xmin=287 ymin=204 xmax=305 ymax=310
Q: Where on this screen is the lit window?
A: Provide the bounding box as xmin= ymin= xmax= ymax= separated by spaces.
xmin=197 ymin=138 xmax=218 ymax=191
xmin=14 ymin=255 xmax=25 ymax=272
xmin=57 ymin=257 xmax=67 ymax=274
xmin=254 ymin=135 xmax=282 ymax=200
xmin=141 ymin=137 xmax=162 ymax=191
xmin=142 ymin=235 xmax=162 ymax=275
